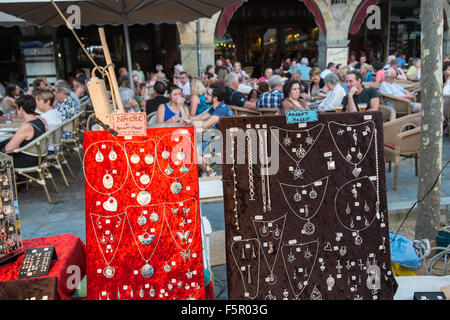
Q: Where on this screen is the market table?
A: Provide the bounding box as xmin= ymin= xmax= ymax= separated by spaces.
xmin=0 ymin=233 xmax=86 ymax=300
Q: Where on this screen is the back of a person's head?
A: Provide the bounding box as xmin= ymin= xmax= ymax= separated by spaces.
xmin=205 ymin=72 xmax=214 ymax=79
xmin=373 ymin=61 xmax=383 ymax=71
xmin=210 ymin=83 xmax=226 ymax=102
xmin=387 ymin=55 xmax=396 ymax=64
xmin=55 ymin=80 xmax=71 ymax=95
xmin=16 ymin=95 xmax=36 ymax=114
xmin=119 ymin=77 xmax=130 ymax=88
xmin=258 ymin=81 xmax=270 ymax=94
xmin=35 ymin=89 xmax=55 ymax=106
xmin=154 ymin=81 xmax=166 ymax=95
xmin=5 ymin=83 xmax=17 ymax=97
xmin=273 ymin=69 xmax=283 ymax=76
xmin=327 ymin=62 xmax=336 ymax=70
xmin=335 ymin=69 xmax=347 ymax=82
xmin=217 ymin=68 xmax=228 ymax=81
xmin=282 ymin=62 xmax=290 ymax=71
xmin=269 ymin=75 xmax=282 ymax=89
xmin=32 ymin=79 xmax=43 ymax=90
xmin=324 ymin=73 xmax=339 ymax=85
xmin=224 ymin=73 xmax=238 ymax=87
xmin=301 ymin=57 xmax=308 ymax=65
xmin=190 ymin=78 xmax=206 ymax=96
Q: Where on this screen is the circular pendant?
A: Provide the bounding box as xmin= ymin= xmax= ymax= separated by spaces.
xmin=150 ymin=212 xmax=159 ymax=222
xmin=96 ymin=150 xmax=104 ymax=162
xmin=177 ymin=151 xmax=186 ymax=161
xmin=109 ymin=149 xmax=117 ymax=161
xmin=131 ymin=154 xmax=140 ymax=164
xmin=170 ymin=181 xmax=183 ymax=194
xmin=302 ymin=221 xmax=315 ymax=235
xmin=137 ymin=191 xmax=151 ymax=205
xmin=260 ymin=225 xmax=269 ymax=236
xmin=103 ymin=173 xmax=114 ymax=189
xmin=309 ymin=189 xmax=317 ymax=199
xmin=266 ymin=273 xmax=277 ymax=285
xmin=141 ymin=264 xmax=154 ymax=278
xmin=137 ymin=214 xmax=147 ymax=226
xmin=103 ymin=265 xmax=115 ymax=278
xmin=294 ymin=191 xmax=302 ymax=202
xmin=162 ymin=150 xmax=170 ymax=159
xmin=145 ymin=154 xmax=154 ymax=165
xmin=164 ymin=261 xmax=171 ymax=272
xmin=140 ymin=174 xmax=150 ymax=185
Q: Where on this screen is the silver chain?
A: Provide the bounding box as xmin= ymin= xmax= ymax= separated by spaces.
xmin=230 ymin=131 xmax=240 ymax=230
xmin=247 ymin=134 xmax=255 ymax=201
xmin=258 ymin=130 xmax=267 ymax=213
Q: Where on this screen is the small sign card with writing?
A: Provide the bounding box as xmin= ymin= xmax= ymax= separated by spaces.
xmin=285 ymin=110 xmax=318 ymax=124
xmin=19 ymin=246 xmax=57 ymax=279
xmin=111 ymin=112 xmax=147 ymax=136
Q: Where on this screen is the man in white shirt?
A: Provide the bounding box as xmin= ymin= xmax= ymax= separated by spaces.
xmin=320 ymin=62 xmax=336 ymax=79
xmin=178 ymin=71 xmax=191 ymax=98
xmin=317 ymin=73 xmax=346 ymax=112
xmin=380 ymin=69 xmax=421 ymax=113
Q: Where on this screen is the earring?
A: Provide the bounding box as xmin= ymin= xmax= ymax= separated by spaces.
xmin=364 ymin=200 xmax=370 ymax=212
xmin=109 ymin=147 xmax=117 ymax=161
xmin=364 ymin=216 xmax=370 ymax=227
xmin=241 ymin=246 xmax=246 ymax=260
xmin=165 ymin=163 xmax=174 ymax=175
xmin=346 ymin=203 xmax=351 ymax=215
xmin=350 ymin=218 xmax=354 ymax=229
xmin=309 ymin=187 xmax=317 ymax=199
xmin=130 ymin=153 xmax=140 ymax=164
xmin=95 ymin=147 xmax=104 ymax=162
xmin=346 ymin=149 xmax=352 ymax=162
xmin=357 ymin=148 xmax=363 ymax=160
xmin=180 ymin=161 xmax=189 ymax=173
xmin=273 ymin=225 xmax=281 ymax=239
xmin=252 ymin=245 xmax=257 ymax=259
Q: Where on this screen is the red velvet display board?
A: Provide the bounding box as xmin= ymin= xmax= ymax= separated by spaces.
xmin=84 ymin=127 xmax=205 ymax=300
xmin=0 ymin=233 xmax=86 ymax=300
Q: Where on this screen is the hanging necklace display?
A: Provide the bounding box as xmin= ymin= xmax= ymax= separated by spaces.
xmin=229 ymin=129 xmax=240 ymax=230
xmin=247 ymin=132 xmax=256 ymax=201
xmin=251 ymin=215 xmax=286 ymax=285
xmin=280 ymin=240 xmax=319 ymax=300
xmin=125 ymin=204 xmax=165 ymax=279
xmin=156 ymin=133 xmax=194 ymax=195
xmin=258 ymin=129 xmax=267 ymax=212
xmin=124 ymin=140 xmax=156 ymax=206
xmin=83 ymin=141 xmax=129 ymax=212
xmin=270 ymin=124 xmax=325 ymax=180
xmin=90 ymin=213 xmax=126 ymax=279
xmin=263 ymin=129 xmax=271 ymax=212
xmin=334 ymin=176 xmax=378 ymax=245
xmin=230 ymin=239 xmax=261 ymax=300
xmin=279 ymin=176 xmax=329 ymax=236
xmin=328 ymin=120 xmax=375 ymax=178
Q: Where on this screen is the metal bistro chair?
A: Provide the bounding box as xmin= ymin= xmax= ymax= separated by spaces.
xmin=61 ymin=111 xmax=85 ymax=165
xmin=13 ymin=129 xmax=59 ymax=203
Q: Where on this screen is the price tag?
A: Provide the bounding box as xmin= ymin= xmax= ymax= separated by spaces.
xmin=350 ymin=287 xmax=355 ymax=292
xmin=333 ymin=246 xmax=338 ymax=251
xmin=373 ymin=295 xmax=378 ymax=300
xmin=192 ymin=253 xmax=197 ymax=258
xmin=347 ymin=127 xmax=352 ymax=131
xmin=112 ymin=170 xmax=117 ymax=174
xmin=314 ymin=181 xmax=323 ymax=186
xmin=96 ymin=201 xmax=101 ymax=206
xmin=171 ymin=261 xmax=176 ymax=266
xmin=300 ymin=209 xmax=304 ymax=213
xmin=292 ymin=148 xmax=297 ymax=153
xmin=296 ymin=247 xmax=301 ymax=252
xmin=289 ymin=167 xmax=294 ymax=171
xmin=352 ymin=276 xmax=356 ymax=280
xmin=297 ymin=133 xmax=302 ymax=138
xmin=268 ymin=222 xmax=273 ymax=227
xmin=246 ymin=124 xmax=252 ymax=129
xmin=262 ymin=124 xmax=267 ymax=129
xmin=337 ymin=274 xmax=342 ymax=279
xmin=254 ymin=215 xmax=263 ymax=220
xmin=134 ymin=270 xmax=138 ymax=275
xmin=369 ymin=253 xmax=374 ymax=258
xmin=101 ymin=145 xmax=106 ymax=149
xmin=357 ymin=183 xmax=362 ymax=187
xmin=364 ymin=115 xmax=373 ymax=120
xmin=174 ymin=138 xmax=179 ymax=142
xmin=180 ymin=129 xmax=189 ymax=135
xmin=241 ymin=266 xmax=246 ymax=271
xmin=145 ymin=284 xmax=150 ymax=289
xmin=298 ymin=268 xmax=303 ymax=273
xmin=298 ymin=123 xmax=307 ymax=128
xmin=352 ymin=232 xmax=357 ymax=236
xmin=324 ymin=152 xmax=332 ymax=158
xmin=263 ymin=242 xmax=268 ymax=247
xmin=131 ymin=193 xmax=136 ymax=198
xmin=244 ymin=292 xmax=250 ymax=297
xmin=245 ymin=244 xmax=251 ymax=249
xmin=288 ymin=239 xmax=297 ymax=245
xmin=363 ymin=131 xmax=368 ymax=136
xmin=381 ymin=223 xmax=386 ymax=228
xmin=233 ymin=236 xmax=242 ymax=241
xmin=351 ymin=147 xmax=356 ymax=152
xmin=172 ymin=279 xmax=176 ymax=283
xmin=255 ymin=124 xmax=260 ymax=129
xmin=302 ymin=190 xmax=307 ymax=195
xmin=186 ymin=186 xmax=191 ymax=191
xmin=319 ymin=258 xmax=323 ymax=263
xmin=356 ymin=216 xmax=361 ymax=221
xmin=97 ymin=269 xmax=102 ymax=274
xmin=123 ymin=286 xmax=128 ymax=290
xmin=355 ymin=202 xmax=360 ymax=207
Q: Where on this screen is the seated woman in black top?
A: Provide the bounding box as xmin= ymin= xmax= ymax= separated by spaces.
xmin=0 ymin=95 xmax=47 ymax=168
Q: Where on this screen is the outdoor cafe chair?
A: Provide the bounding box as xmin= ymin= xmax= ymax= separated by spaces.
xmin=12 ymin=129 xmax=59 ymax=203
xmin=46 ymin=122 xmax=72 ymax=187
xmin=380 ymin=104 xmax=396 ymax=123
xmin=229 ymin=105 xmax=260 ymax=116
xmin=379 ymin=92 xmax=414 ymax=117
xmin=61 ymin=111 xmax=85 ymax=166
xmin=257 ymin=108 xmax=279 ymax=116
xmin=383 ymin=113 xmax=422 ymax=190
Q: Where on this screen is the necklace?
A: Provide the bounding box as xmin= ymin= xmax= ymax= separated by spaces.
xmin=279 ymin=176 xmax=329 ymax=235
xmin=164 ymin=198 xmax=197 ymax=254
xmin=83 ymin=141 xmax=129 ymax=196
xmin=270 ymin=124 xmax=325 ymax=180
xmin=125 ymin=204 xmax=165 ymax=278
xmin=281 ymin=240 xmax=319 ymax=300
xmin=247 ymin=132 xmax=256 ymax=201
xmin=230 ymin=239 xmax=261 ymax=300
xmin=229 ymin=129 xmax=240 ymax=230
xmin=328 ymin=120 xmax=375 ymax=177
xmin=89 ymin=212 xmax=126 ymax=278
xmin=258 ymin=129 xmax=267 ymax=212
xmin=124 ymin=140 xmax=156 ymax=205
xmin=155 ymin=132 xmax=194 ymax=195
xmin=251 ymin=215 xmax=286 ymax=285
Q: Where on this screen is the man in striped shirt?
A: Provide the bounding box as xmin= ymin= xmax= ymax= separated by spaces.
xmin=256 ymin=75 xmax=284 ymax=109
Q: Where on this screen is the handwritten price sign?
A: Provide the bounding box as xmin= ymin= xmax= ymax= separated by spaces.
xmin=285 ymin=110 xmax=318 ymax=124
xmin=111 ymin=112 xmax=147 ymax=136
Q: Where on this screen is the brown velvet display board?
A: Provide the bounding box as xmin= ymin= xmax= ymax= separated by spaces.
xmin=0 ymin=277 xmax=59 ymax=300
xmin=220 ymin=112 xmax=398 ymax=300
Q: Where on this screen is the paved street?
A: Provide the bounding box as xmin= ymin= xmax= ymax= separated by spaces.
xmin=16 ymin=137 xmax=450 ymax=300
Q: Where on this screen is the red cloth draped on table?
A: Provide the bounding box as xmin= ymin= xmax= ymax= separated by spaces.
xmin=84 ymin=127 xmax=206 ymax=300
xmin=0 ymin=233 xmax=86 ymax=300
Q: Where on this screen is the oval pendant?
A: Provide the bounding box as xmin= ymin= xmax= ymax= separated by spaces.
xmin=131 ymin=154 xmax=140 ymax=164
xmin=355 ymin=235 xmax=363 ymax=246
xmin=137 ymin=214 xmax=147 ymax=226
xmin=96 ymin=149 xmax=104 ymax=162
xmin=109 ymin=148 xmax=117 ymax=161
xmin=170 ymin=181 xmax=183 ymax=194
xmin=294 ymin=191 xmax=302 ymax=202
xmin=164 ymin=261 xmax=171 ymax=272
xmin=326 ymin=275 xmax=335 ymax=288
xmin=137 ymin=191 xmax=151 ymax=205
xmin=162 ymin=150 xmax=170 ymax=159
xmin=309 ymin=189 xmax=317 ymax=199
xmin=140 ymin=174 xmax=150 ymax=185
xmin=141 ymin=264 xmax=154 ymax=278
xmin=145 ymin=154 xmax=154 ymax=165
xmin=103 ymin=265 xmax=115 ymax=278
xmin=149 ymin=286 xmax=155 ymax=297
xmin=139 ymin=286 xmax=145 ymax=298
xmin=103 ymin=173 xmax=114 ymax=189
xmin=150 ymin=212 xmax=159 ymax=222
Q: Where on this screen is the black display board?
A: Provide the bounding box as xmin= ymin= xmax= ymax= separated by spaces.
xmin=19 ymin=246 xmax=57 ymax=279
xmin=220 ymin=112 xmax=398 ymax=300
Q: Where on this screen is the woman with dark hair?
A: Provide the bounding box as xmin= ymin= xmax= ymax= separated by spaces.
xmin=304 ymin=67 xmax=326 ymax=104
xmin=0 ymin=95 xmax=46 ymax=168
xmin=157 ymin=85 xmax=189 ymax=123
xmin=0 ymin=83 xmax=20 ymax=116
xmin=279 ymin=79 xmax=308 ymax=114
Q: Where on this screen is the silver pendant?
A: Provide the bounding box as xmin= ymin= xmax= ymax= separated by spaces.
xmin=327 ymin=159 xmax=336 ymax=170
xmin=283 ymin=134 xmax=292 ymax=147
xmin=177 ymin=152 xmax=186 ymax=161
xmin=346 ymin=203 xmax=351 ymax=215
xmin=150 ymin=212 xmax=159 ymax=222
xmin=137 ymin=214 xmax=147 ymax=226
xmin=355 ymin=234 xmax=363 ymax=245
xmin=294 ymin=189 xmax=302 ymax=202
xmin=177 ymin=230 xmax=190 ymax=244
xmin=309 ymin=188 xmax=317 ymax=199
xmin=141 ymin=264 xmax=154 ymax=278
xmin=103 ymin=265 xmax=115 ymax=278
xmin=149 ymin=286 xmax=156 ymax=297
xmin=138 ymin=230 xmax=155 ymax=245
xmin=180 ymin=162 xmax=189 ymax=173
xmin=139 ymin=286 xmax=145 ymax=298
xmin=346 ymin=150 xmax=352 ymax=162
xmin=352 ymin=167 xmax=361 ymax=178
xmin=145 ymin=154 xmax=154 ymax=165
xmin=305 ymin=135 xmax=314 ymax=146
xmin=140 ymin=174 xmax=150 ymax=185
xmin=137 ymin=191 xmax=151 ymax=205
xmin=302 ymin=221 xmax=315 ymax=235
xmin=170 ymin=181 xmax=183 ymax=194
xmin=326 ymin=275 xmax=335 ymax=289
xmin=162 ymin=150 xmax=170 ymax=159
xmin=109 ymin=148 xmax=117 ymax=161
xmin=357 ymin=149 xmax=363 ymax=160
xmin=131 ymin=153 xmax=140 ymax=164
xmin=95 ymin=148 xmax=104 ymax=162
xmin=165 ymin=163 xmax=174 ymax=175
xmin=103 ymin=173 xmax=114 ymax=189
xmin=164 ymin=261 xmax=171 ymax=272
xmin=103 ymin=196 xmax=118 ymax=212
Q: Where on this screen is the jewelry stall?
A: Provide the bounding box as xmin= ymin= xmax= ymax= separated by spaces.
xmin=220 ymin=112 xmax=398 ymax=300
